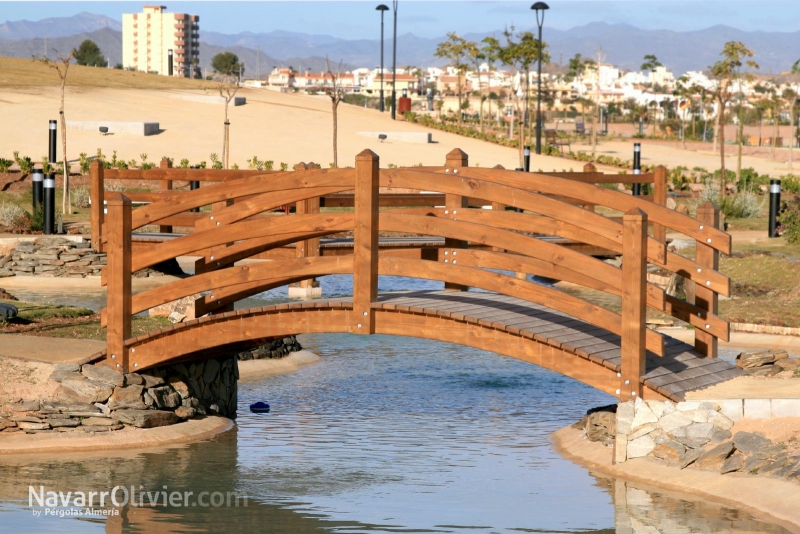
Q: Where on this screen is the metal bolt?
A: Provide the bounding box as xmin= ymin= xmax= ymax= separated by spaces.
xmin=210 ymin=216 xmax=214 ymax=220
xmin=445 ymin=210 xmax=449 ymax=215
xmin=453 ymin=169 xmax=458 ymax=174
xmin=357 ymin=323 xmax=362 ymax=328
xmin=116 ymin=364 xmax=120 ymax=368
xmin=699 ymin=225 xmax=704 ymax=230
xmin=363 ymin=311 xmax=368 ymax=316
xmin=697 ymin=313 xmax=702 ymax=317
xmin=216 ymin=222 xmax=220 ymax=226
xmin=210 ymin=295 xmax=214 ymax=300
xmin=111 ymin=354 xmax=116 ymax=359
xmin=616 ymin=372 xmax=621 ymax=377
xmin=444 ymin=259 xmax=449 ymax=263
xmin=631 ymin=391 xmax=636 ymax=397
xmin=452 ymin=251 xmax=457 ymax=256
xmin=217 ymin=301 xmax=221 ymax=305
xmin=445 ymin=169 xmax=450 ymax=173
xmin=615 ymin=389 xmax=621 ymax=395
xmin=210 ymin=256 xmax=215 ymax=261
xmin=624 ymin=379 xmax=630 ymax=385
xmin=216 ymin=262 xmax=220 ymax=266
xmin=453 ymin=260 xmax=457 ymax=264
xmin=706 ymin=281 xmax=711 ymax=286
xmin=705 ymin=324 xmax=710 ymax=329
xmin=134 ymin=363 xmax=138 ymax=368
xmin=453 ymin=210 xmax=457 ymax=215
xmin=706 ymin=238 xmax=711 ymax=243
xmin=131 ymin=348 xmax=135 ymax=353
xmin=697 ymin=268 xmax=702 ymax=273
xmin=444 ymin=251 xmax=449 ymax=255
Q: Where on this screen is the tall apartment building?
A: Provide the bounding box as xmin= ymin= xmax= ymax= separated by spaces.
xmin=122 ymin=5 xmax=199 ymax=77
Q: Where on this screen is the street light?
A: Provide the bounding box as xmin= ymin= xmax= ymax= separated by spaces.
xmin=391 ymin=0 xmax=399 ymax=120
xmin=376 ymin=4 xmax=389 ymax=112
xmin=531 ymin=2 xmax=549 ymax=155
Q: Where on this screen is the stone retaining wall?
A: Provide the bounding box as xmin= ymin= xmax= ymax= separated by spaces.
xmin=0 ymin=356 xmax=237 ymax=435
xmin=236 ymin=336 xmax=303 ymax=360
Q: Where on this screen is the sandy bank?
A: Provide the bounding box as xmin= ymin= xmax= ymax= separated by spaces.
xmin=0 ymin=416 xmax=233 ymax=456
xmin=552 ymin=425 xmax=800 ymax=534
xmin=238 ymin=350 xmax=321 ymax=381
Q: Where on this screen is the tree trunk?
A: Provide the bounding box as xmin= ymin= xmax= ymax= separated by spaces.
xmin=222 ymin=101 xmax=229 ymax=169
xmin=457 ymin=74 xmax=463 ymax=127
xmin=332 ymin=100 xmax=339 ymax=168
xmin=60 ymin=77 xmax=70 ymax=217
xmin=790 ymin=107 xmax=795 ymax=170
xmin=736 ymin=119 xmax=743 ymax=190
xmin=718 ymin=97 xmax=726 ymax=195
xmin=591 ymin=101 xmax=598 ymax=157
xmin=771 ymin=109 xmax=778 ymax=160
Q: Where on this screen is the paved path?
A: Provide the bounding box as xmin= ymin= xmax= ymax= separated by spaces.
xmin=0 ymin=334 xmax=105 ymax=364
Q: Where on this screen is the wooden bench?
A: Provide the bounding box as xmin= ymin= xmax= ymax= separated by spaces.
xmin=545 ymin=129 xmax=571 ymax=153
xmin=575 ymin=122 xmax=587 ymax=138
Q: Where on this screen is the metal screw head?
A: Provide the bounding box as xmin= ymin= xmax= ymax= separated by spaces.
xmin=216 ymin=262 xmax=220 ymax=266
xmin=116 ymin=364 xmax=120 ymax=368
xmin=706 ymin=281 xmax=711 ymax=286
xmin=217 ymin=301 xmax=221 ymax=305
xmin=452 ymin=251 xmax=457 ymax=256
xmin=705 ymin=324 xmax=710 ymax=329
xmin=453 ymin=210 xmax=457 ymax=215
xmin=445 ymin=169 xmax=450 ymax=173
xmin=134 ymin=363 xmax=138 ymax=368
xmin=131 ymin=348 xmax=135 ymax=353
xmin=453 ymin=260 xmax=457 ymax=264
xmin=631 ymin=391 xmax=636 ymax=397
xmin=210 ymin=216 xmax=214 ymax=220
xmin=445 ymin=210 xmax=449 ymax=215
xmin=699 ymin=225 xmax=704 ymax=230
xmin=357 ymin=323 xmax=362 ymax=328
xmin=444 ymin=251 xmax=449 ymax=255
xmin=210 ymin=256 xmax=215 ymax=260
xmin=697 ymin=268 xmax=702 ymax=273
xmin=615 ymin=389 xmax=621 ymax=395
xmin=210 ymin=295 xmax=214 ymax=300
xmin=444 ymin=259 xmax=449 ymax=263
xmin=216 ymin=222 xmax=221 ymax=226
xmin=453 ymin=169 xmax=458 ymax=174
xmin=616 ymin=372 xmax=621 ymax=377
xmin=111 ymin=354 xmax=116 ymax=359
xmin=706 ymin=238 xmax=711 ymax=243
xmin=363 ymin=311 xmax=368 ymax=316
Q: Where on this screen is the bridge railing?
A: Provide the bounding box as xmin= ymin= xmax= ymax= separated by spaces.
xmin=99 ymin=148 xmax=729 ymax=401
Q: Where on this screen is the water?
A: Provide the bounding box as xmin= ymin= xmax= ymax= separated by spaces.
xmin=0 ymin=275 xmax=792 ymax=533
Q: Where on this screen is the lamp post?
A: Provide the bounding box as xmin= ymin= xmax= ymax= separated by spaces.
xmin=391 ymin=0 xmax=398 ymax=120
xmin=376 ymin=4 xmax=389 ymax=112
xmin=531 ymin=2 xmax=549 ymax=155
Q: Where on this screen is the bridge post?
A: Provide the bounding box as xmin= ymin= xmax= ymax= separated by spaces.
xmin=105 ymin=193 xmax=132 ymax=373
xmin=158 ymin=158 xmax=173 ymax=234
xmin=445 ymin=148 xmax=469 ymax=291
xmin=652 ymin=165 xmax=668 ymax=243
xmin=582 ymin=163 xmax=597 ymax=213
xmin=620 ymin=208 xmax=647 ymax=401
xmin=289 ymin=162 xmax=322 ymax=298
xmin=353 ymin=149 xmax=379 ymax=334
xmin=90 ymin=159 xmax=105 ymax=252
xmin=694 ymin=202 xmax=719 ymax=358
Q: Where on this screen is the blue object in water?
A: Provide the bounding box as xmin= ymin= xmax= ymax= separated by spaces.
xmin=249 ymin=402 xmax=270 ymax=413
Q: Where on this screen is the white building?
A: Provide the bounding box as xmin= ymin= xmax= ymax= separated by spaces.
xmin=122 ymin=5 xmax=199 ymax=77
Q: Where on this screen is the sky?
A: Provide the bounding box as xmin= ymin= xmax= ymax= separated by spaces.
xmin=2 ymin=1 xmax=800 ymax=38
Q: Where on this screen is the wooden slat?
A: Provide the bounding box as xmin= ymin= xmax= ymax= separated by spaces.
xmin=695 ymin=202 xmax=720 ymax=357
xmin=90 ymin=159 xmax=105 ymax=252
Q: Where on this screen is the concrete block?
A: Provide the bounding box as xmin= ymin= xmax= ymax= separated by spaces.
xmin=357 ymin=131 xmax=433 ymax=144
xmin=616 ymin=401 xmax=635 ymax=435
xmin=614 ymin=433 xmax=628 ymax=464
xmin=67 ymin=120 xmax=160 ymax=136
xmin=770 ymin=399 xmax=800 ymax=418
xmin=167 ymin=94 xmax=246 ymax=106
xmin=743 ymin=398 xmax=771 ymax=419
xmin=711 ymin=399 xmax=744 ymax=422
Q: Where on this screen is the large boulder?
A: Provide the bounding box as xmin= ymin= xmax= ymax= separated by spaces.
xmin=81 ymin=364 xmax=124 ymax=387
xmin=112 ymin=409 xmax=179 ymax=428
xmin=107 ymin=385 xmax=146 ymax=410
xmin=148 ymin=386 xmax=181 ymax=409
xmin=56 ymin=380 xmax=114 ymax=404
xmin=733 ymin=431 xmax=772 ymax=454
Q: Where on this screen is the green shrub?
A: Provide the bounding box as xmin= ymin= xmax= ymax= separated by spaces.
xmin=699 ymin=180 xmax=764 ymax=218
xmin=778 ymin=198 xmax=800 ymax=243
xmin=0 ymin=158 xmax=12 ymax=173
xmin=79 ymin=152 xmax=90 ymax=175
xmin=71 ymin=187 xmax=91 ymax=209
xmin=179 ymin=159 xmax=190 ymax=169
xmin=13 ymin=152 xmax=33 ymax=174
xmin=264 ymin=160 xmax=274 ymax=170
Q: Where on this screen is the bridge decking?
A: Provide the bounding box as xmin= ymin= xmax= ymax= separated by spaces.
xmin=316 ymin=290 xmax=742 ymax=401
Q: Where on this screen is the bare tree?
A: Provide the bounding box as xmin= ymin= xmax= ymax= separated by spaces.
xmin=216 ymin=77 xmax=240 ymax=169
xmin=323 ymin=57 xmax=345 ymax=168
xmin=36 ymin=51 xmax=72 ymax=216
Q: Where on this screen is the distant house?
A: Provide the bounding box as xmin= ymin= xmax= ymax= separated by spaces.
xmin=122 ymin=5 xmax=199 ymax=77
xmin=267 ymin=67 xmax=296 ymax=88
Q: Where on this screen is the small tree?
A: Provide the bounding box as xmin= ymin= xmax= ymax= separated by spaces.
xmin=72 ymin=40 xmax=106 ymax=67
xmin=35 ymin=51 xmax=72 ymax=217
xmin=787 ymin=59 xmax=800 ymax=170
xmin=323 ymin=57 xmax=345 ymax=168
xmin=212 ymin=52 xmax=243 ymax=79
xmin=435 ymin=33 xmax=472 ymax=127
xmin=710 ymin=41 xmax=758 ymax=193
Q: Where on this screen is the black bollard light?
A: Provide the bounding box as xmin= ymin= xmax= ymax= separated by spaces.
xmin=524 ymin=145 xmax=531 ymax=173
xmin=632 ymin=142 xmax=642 ymax=196
xmin=32 ymin=168 xmax=43 ymax=212
xmin=49 ymin=120 xmax=57 ymax=164
xmin=168 ymin=49 xmax=173 ymax=76
xmin=769 ymin=179 xmax=781 ymax=238
xmin=43 ymin=173 xmax=55 ymax=235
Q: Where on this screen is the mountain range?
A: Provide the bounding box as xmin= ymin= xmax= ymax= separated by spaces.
xmin=1 ymin=12 xmax=799 ymax=76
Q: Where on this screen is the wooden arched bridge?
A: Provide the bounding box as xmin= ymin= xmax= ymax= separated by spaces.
xmin=90 ymin=149 xmax=741 ymax=402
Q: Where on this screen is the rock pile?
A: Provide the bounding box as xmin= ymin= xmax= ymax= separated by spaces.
xmin=0 ymin=238 xmax=103 ymax=278
xmin=0 ymin=357 xmax=238 ymax=435
xmin=574 ymin=404 xmax=617 ymax=447
xmin=236 ymin=337 xmax=303 ymax=360
xmin=611 ymin=398 xmax=800 ymax=482
xmin=736 ymin=350 xmax=800 ymax=377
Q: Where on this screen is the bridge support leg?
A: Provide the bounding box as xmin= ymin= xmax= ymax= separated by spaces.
xmin=158 ymin=158 xmax=173 ymax=234
xmin=445 ymin=148 xmax=469 ymax=291
xmin=694 ymin=202 xmax=719 ymax=358
xmin=90 ymin=159 xmax=105 ymax=252
xmin=353 ymin=150 xmax=379 ymax=334
xmin=620 ymin=208 xmax=647 ymax=401
xmin=105 ymin=193 xmax=132 ymax=373
xmin=289 ymin=162 xmax=322 ymax=299
xmin=652 ymin=165 xmax=668 ymax=243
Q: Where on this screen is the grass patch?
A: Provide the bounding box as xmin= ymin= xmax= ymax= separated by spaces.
xmin=0 ymin=298 xmax=171 ymax=340
xmin=0 ymin=57 xmax=214 ymax=90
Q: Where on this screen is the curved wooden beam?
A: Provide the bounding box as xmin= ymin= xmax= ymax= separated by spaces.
xmin=380 ymin=168 xmax=668 ymax=265
xmin=120 ymin=303 xmax=668 ymax=400
xmin=121 ymin=168 xmax=354 ymax=232
xmin=121 ymin=213 xmax=354 ymax=277
xmin=415 ymin=167 xmax=731 ymax=254
xmin=101 ymin=256 xmax=354 ymax=326
xmin=378 ymin=257 xmax=664 ymax=355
